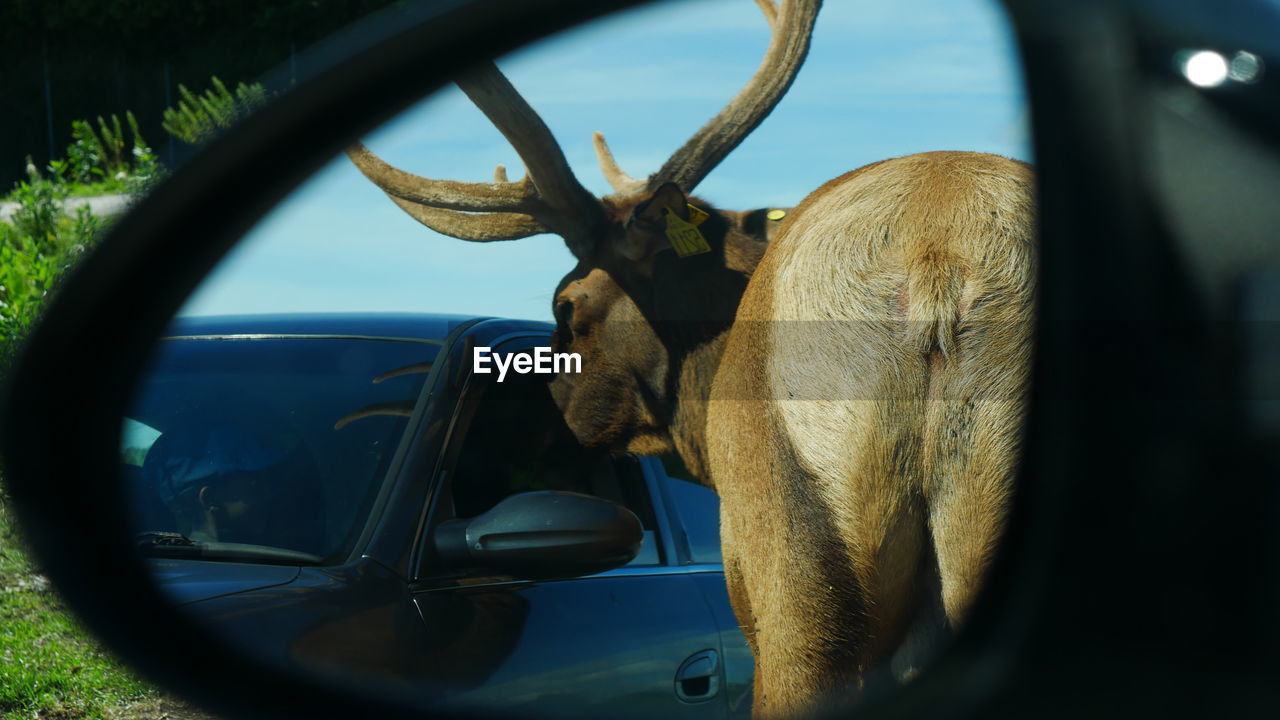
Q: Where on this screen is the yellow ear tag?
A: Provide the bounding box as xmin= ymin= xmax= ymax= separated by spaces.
xmin=686 ymin=203 xmax=710 ymax=227
xmin=664 ymin=208 xmax=712 ymax=257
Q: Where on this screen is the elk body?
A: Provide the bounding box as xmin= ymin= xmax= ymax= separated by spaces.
xmin=349 ymin=1 xmax=1036 ymax=715
xmin=709 ymin=152 xmax=1034 ymax=713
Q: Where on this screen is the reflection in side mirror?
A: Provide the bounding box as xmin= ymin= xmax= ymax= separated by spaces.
xmin=0 ymin=0 xmax=1036 ymax=717
xmin=434 ymin=490 xmax=642 ymax=579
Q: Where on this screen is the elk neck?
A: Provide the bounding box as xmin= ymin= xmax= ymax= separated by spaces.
xmin=620 ymin=210 xmax=769 ymax=482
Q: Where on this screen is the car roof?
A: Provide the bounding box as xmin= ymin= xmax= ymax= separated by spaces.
xmin=164 ymin=312 xmax=488 ymax=343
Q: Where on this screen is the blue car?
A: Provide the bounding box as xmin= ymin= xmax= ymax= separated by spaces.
xmin=121 ymin=312 xmax=752 ymax=718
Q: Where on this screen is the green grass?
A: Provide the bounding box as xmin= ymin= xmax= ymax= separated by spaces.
xmin=62 ymin=179 xmax=130 ymax=198
xmin=0 ymin=495 xmax=162 ymax=719
xmin=2 ymin=179 xmax=128 ymax=204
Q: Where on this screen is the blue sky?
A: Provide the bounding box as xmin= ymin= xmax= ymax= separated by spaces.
xmin=180 ymin=0 xmax=1029 ymax=322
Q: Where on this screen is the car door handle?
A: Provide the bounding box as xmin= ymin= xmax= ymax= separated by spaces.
xmin=675 ymin=649 xmax=720 ymax=702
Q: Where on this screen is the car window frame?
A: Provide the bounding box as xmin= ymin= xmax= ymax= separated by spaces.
xmin=643 ymin=456 xmax=725 ymax=569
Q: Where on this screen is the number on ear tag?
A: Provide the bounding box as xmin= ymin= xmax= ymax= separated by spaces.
xmin=665 ymin=209 xmax=712 ymax=257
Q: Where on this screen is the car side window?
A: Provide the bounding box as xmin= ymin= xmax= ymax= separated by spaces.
xmin=124 ymin=336 xmax=437 ymax=564
xmin=442 ymin=364 xmax=663 ymax=568
xmin=657 ymin=454 xmax=722 ymax=565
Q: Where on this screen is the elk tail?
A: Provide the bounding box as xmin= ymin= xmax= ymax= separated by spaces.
xmin=903 ymin=250 xmax=965 ymax=359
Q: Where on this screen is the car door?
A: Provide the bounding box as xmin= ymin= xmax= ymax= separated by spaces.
xmin=406 ymin=329 xmax=730 ymax=718
xmin=644 ymin=454 xmax=755 ymax=719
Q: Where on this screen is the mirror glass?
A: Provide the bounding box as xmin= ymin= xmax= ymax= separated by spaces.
xmin=117 ymin=0 xmax=1031 ymax=716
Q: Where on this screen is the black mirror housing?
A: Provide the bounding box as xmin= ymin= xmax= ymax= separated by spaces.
xmin=434 ymin=490 xmax=643 ymax=579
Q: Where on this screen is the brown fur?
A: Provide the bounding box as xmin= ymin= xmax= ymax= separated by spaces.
xmin=549 ymin=151 xmax=1035 ymax=717
xmin=709 ymin=151 xmax=1035 ymax=715
xmin=548 ymin=190 xmax=768 ymax=480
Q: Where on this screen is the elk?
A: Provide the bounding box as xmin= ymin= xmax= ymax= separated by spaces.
xmin=348 ymin=0 xmax=1036 ymax=715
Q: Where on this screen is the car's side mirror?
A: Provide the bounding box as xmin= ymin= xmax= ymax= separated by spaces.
xmin=433 ymin=490 xmax=642 ymax=579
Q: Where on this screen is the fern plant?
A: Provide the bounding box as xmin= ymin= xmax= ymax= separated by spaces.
xmin=59 ymin=111 xmax=149 ymax=185
xmin=161 ymin=76 xmax=271 ymax=145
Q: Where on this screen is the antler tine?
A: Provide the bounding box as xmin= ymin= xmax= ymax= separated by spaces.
xmin=348 ymin=142 xmax=549 ymax=242
xmin=387 ymin=195 xmax=547 ymax=242
xmin=456 ymin=61 xmax=605 ymax=255
xmin=347 ymin=60 xmax=606 ymax=253
xmin=593 ymin=132 xmax=647 ymax=195
xmin=651 ymin=0 xmax=820 ymax=193
xmin=347 ymin=142 xmax=540 ymax=214
xmin=754 ymin=0 xmax=778 ymax=29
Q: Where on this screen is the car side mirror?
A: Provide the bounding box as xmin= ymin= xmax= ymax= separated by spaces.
xmin=433 ymin=490 xmax=642 ymax=579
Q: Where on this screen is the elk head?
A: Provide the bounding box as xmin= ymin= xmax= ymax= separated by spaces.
xmin=348 ymin=0 xmax=820 ymax=479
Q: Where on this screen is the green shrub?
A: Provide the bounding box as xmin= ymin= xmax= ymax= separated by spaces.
xmin=0 ymin=230 xmax=66 ymax=336
xmin=2 ymin=114 xmax=166 ymax=205
xmin=1 ymin=161 xmax=102 ymax=355
xmin=5 ymin=160 xmax=67 ymax=245
xmin=54 ymin=111 xmax=157 ymax=190
xmin=124 ymin=137 xmax=166 ymax=198
xmin=1 ymin=111 xmax=163 ymax=363
xmin=162 ymin=76 xmax=271 ymax=145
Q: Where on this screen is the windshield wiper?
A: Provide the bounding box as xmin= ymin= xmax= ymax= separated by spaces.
xmin=136 ymin=531 xmax=323 ymax=565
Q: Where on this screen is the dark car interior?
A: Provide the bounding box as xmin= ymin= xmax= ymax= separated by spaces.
xmin=435 ymin=362 xmax=663 ymax=570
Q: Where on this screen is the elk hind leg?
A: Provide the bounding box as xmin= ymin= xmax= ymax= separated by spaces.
xmin=740 ymin=497 xmax=869 ymax=718
xmin=829 ymin=428 xmax=931 ymax=693
xmin=753 ymin=463 xmax=928 ymax=715
xmin=720 ymin=515 xmax=759 ymax=657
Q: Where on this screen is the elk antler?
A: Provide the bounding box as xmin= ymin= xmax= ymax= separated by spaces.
xmin=350 ymin=2 xmax=819 ymax=252
xmin=347 ymin=60 xmax=605 ymax=256
xmin=592 ymin=132 xmax=647 ymax=195
xmin=650 ymin=0 xmax=820 ymax=193
xmin=586 ymin=1 xmax=819 ymax=195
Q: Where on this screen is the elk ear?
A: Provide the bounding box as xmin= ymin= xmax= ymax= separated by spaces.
xmin=632 ymin=183 xmax=689 ymax=225
xmin=733 ymin=207 xmax=791 ymax=243
xmin=618 ymin=182 xmax=689 ymax=262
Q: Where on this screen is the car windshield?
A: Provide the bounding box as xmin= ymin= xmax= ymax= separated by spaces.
xmin=122 ymin=334 xmax=441 ymax=565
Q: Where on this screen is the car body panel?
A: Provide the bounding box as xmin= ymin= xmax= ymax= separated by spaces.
xmin=413 ymin=572 xmax=725 ymax=718
xmin=148 ymin=558 xmax=301 ymax=606
xmin=168 ymin=557 xmax=437 ymax=687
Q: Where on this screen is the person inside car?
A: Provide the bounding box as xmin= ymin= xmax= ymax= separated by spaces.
xmin=139 ymin=424 xmax=327 ymax=553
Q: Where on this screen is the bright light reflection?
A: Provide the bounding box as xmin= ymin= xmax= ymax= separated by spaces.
xmin=1229 ymin=51 xmax=1264 ymax=83
xmin=1183 ymin=50 xmax=1229 ymax=87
